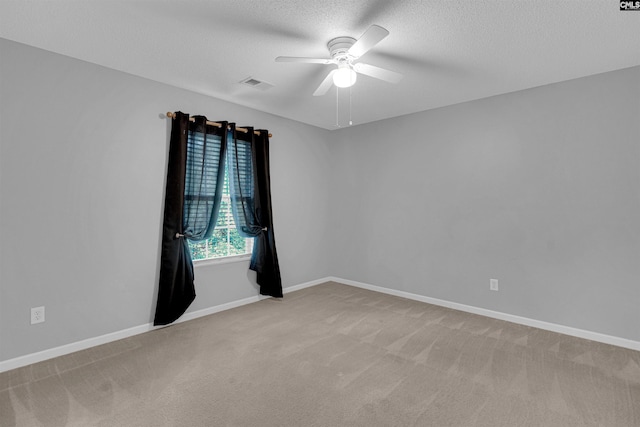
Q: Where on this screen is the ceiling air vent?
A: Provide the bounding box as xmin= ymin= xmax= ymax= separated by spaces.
xmin=240 ymin=77 xmax=274 ymax=91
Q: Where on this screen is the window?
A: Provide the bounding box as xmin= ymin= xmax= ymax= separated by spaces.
xmin=188 ymin=167 xmax=253 ymax=261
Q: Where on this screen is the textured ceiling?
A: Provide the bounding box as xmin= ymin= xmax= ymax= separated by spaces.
xmin=1 ymin=0 xmax=639 ymax=130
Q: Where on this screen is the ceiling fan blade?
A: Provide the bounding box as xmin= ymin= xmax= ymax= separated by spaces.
xmin=348 ymin=25 xmax=389 ymax=58
xmin=313 ymin=70 xmax=337 ymax=96
xmin=275 ymin=56 xmax=334 ymax=64
xmin=353 ymin=63 xmax=403 ymax=84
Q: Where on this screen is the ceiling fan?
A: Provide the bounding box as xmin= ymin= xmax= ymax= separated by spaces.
xmin=275 ymin=25 xmax=403 ymax=96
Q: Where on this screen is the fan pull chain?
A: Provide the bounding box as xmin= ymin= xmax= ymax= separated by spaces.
xmin=334 ymin=86 xmax=354 ymax=127
xmin=335 ymin=86 xmax=340 ymax=127
xmin=349 ymin=85 xmax=353 ymax=126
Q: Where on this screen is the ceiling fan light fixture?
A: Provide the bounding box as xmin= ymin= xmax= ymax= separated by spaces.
xmin=333 ymin=65 xmax=357 ymax=88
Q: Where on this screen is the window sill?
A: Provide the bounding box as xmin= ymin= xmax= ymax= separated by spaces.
xmin=193 ymin=253 xmax=252 ymax=267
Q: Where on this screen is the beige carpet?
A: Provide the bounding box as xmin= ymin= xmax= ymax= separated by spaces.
xmin=1 ymin=282 xmax=639 ymax=426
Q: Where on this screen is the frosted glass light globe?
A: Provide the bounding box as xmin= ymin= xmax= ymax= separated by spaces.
xmin=333 ymin=66 xmax=357 ymax=88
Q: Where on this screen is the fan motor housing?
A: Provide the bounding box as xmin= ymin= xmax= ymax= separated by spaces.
xmin=328 ymin=37 xmax=356 ymax=60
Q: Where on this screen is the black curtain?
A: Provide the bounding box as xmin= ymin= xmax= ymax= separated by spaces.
xmin=227 ymin=127 xmax=282 ymax=298
xmin=154 ymin=113 xmax=227 ymax=325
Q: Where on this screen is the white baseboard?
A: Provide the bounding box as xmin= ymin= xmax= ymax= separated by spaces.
xmin=2 ymin=275 xmax=637 ymax=373
xmin=283 ymin=276 xmax=333 ymax=293
xmin=0 ymin=322 xmax=155 ymax=374
xmin=329 ymin=276 xmax=640 ymax=352
xmin=0 ymin=277 xmax=332 ymax=373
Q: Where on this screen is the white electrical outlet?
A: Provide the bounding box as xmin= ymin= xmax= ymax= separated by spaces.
xmin=31 ymin=306 xmax=45 ymax=324
xmin=490 ymin=279 xmax=499 ymax=291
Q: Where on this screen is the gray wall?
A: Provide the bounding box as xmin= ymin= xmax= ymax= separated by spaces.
xmin=329 ymin=66 xmax=640 ymax=342
xmin=0 ymin=39 xmax=333 ymax=361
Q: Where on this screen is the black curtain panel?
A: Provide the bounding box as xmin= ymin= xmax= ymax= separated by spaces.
xmin=154 ymin=113 xmax=227 ymax=326
xmin=228 ymin=128 xmax=282 ymax=298
xmin=154 ymin=112 xmax=193 ymax=326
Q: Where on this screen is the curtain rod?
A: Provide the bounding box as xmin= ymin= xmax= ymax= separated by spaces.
xmin=166 ymin=112 xmax=272 ymax=138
